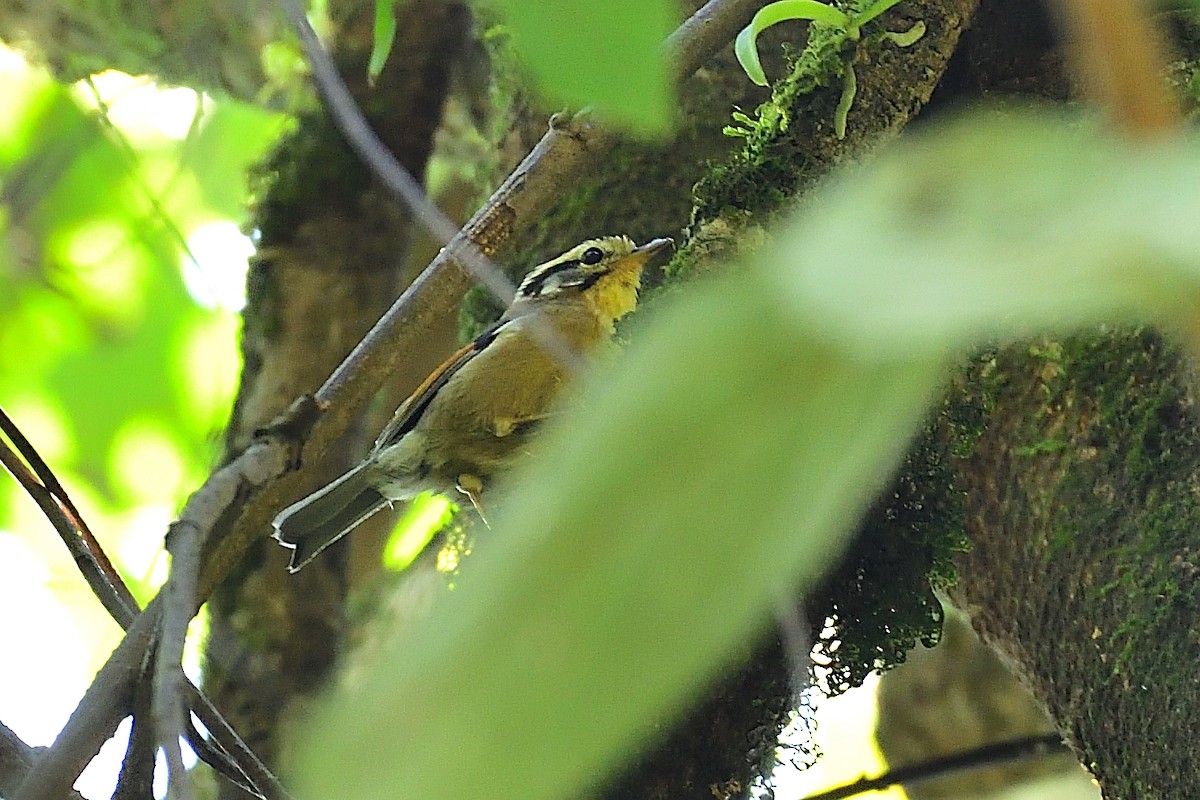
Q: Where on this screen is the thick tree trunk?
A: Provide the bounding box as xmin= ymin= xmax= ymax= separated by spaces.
xmin=948 ymin=329 xmax=1200 ymax=799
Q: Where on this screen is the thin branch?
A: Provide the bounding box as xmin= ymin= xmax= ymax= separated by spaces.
xmin=155 ymin=522 xmax=201 ymax=800
xmin=0 ymin=405 xmax=136 ymax=619
xmin=279 ymin=0 xmax=517 ymax=304
xmin=279 ymin=0 xmax=590 ymax=383
xmin=1050 ymin=0 xmax=1180 ymax=137
xmin=186 ymin=685 xmax=294 ymax=800
xmin=0 ymin=720 xmax=84 ymax=800
xmin=798 ymin=734 xmax=1068 ymax=800
xmin=114 ymin=677 xmax=157 ymax=800
xmin=81 ymin=76 xmax=208 ymax=285
xmin=665 ymin=0 xmax=763 ymax=82
xmin=0 ymin=409 xmax=281 ymax=798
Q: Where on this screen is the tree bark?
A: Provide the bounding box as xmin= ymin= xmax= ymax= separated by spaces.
xmin=948 ymin=329 xmax=1200 ymax=799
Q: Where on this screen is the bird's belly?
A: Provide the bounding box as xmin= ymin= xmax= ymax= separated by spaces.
xmin=425 ymin=428 xmax=535 ymax=482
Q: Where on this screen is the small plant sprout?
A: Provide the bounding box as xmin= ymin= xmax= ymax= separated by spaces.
xmin=735 ymin=0 xmax=925 ymax=138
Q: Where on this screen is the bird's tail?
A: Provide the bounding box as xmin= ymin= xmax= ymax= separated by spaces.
xmin=272 ymin=462 xmax=389 ymax=572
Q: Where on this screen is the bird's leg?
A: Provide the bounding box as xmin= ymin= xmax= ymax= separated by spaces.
xmin=456 ymin=473 xmax=491 ymax=528
xmin=492 ymin=411 xmax=557 ymax=437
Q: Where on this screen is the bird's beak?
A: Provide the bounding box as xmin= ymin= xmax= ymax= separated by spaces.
xmin=634 ymin=237 xmax=674 ymax=261
xmin=617 ymin=237 xmax=674 ymax=275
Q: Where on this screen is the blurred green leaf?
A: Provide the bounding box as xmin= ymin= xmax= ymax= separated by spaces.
xmin=768 ymin=109 xmax=1200 ymax=359
xmin=293 ymin=270 xmax=942 ymax=800
xmin=181 ymin=99 xmax=288 ymax=218
xmin=487 ymin=0 xmax=674 ymax=132
xmin=0 ymin=68 xmax=277 ymax=573
xmin=293 ymin=106 xmax=1200 ymax=800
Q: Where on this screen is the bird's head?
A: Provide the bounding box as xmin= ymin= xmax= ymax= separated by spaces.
xmin=516 ymin=236 xmax=673 ymax=323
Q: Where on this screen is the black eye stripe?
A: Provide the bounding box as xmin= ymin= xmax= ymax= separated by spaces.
xmin=520 ymin=259 xmax=581 ymax=296
xmin=576 ymin=271 xmax=602 ymax=292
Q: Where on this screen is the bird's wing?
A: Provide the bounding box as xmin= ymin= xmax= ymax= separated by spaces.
xmin=371 ymin=317 xmax=508 ymax=451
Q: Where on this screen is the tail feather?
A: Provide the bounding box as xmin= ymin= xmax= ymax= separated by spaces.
xmin=273 ymin=463 xmax=389 ymax=572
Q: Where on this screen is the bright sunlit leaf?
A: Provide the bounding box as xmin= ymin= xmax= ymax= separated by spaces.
xmin=382 ymin=492 xmax=454 ymax=571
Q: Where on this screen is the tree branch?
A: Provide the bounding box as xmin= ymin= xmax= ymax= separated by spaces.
xmin=0 ymin=405 xmax=135 ymax=621
xmin=1 ymin=409 xmax=287 ymax=798
xmin=799 ymin=735 xmax=1067 ymax=800
xmin=0 ymin=720 xmax=83 ymax=800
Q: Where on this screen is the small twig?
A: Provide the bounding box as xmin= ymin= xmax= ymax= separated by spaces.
xmin=278 ymin=0 xmax=516 ymax=306
xmin=81 ymin=76 xmax=207 ymax=285
xmin=113 ymin=676 xmax=157 ymax=800
xmin=0 ymin=410 xmax=279 ymax=797
xmin=665 ymin=0 xmax=764 ymax=83
xmin=799 ymin=734 xmax=1068 ymax=800
xmin=186 ymin=685 xmax=294 ymax=800
xmin=0 ymin=405 xmax=137 ymax=618
xmin=156 ymin=522 xmax=202 ymax=800
xmin=1050 ymin=0 xmax=1180 ymax=137
xmin=279 ymin=0 xmax=590 ymax=380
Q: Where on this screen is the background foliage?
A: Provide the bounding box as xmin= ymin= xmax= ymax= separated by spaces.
xmin=0 ymin=51 xmax=283 ymax=789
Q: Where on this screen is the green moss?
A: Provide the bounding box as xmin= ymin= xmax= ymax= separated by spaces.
xmin=982 ymin=329 xmax=1200 ymax=681
xmin=248 ymin=111 xmax=373 ymax=246
xmin=694 ymin=0 xmax=914 ymax=222
xmin=1046 ymin=524 xmax=1076 ymax=558
xmin=813 ymin=398 xmax=970 ymax=695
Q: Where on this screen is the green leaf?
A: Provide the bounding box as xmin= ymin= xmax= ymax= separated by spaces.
xmin=489 ymin=0 xmax=674 ymax=133
xmin=735 ymin=0 xmax=850 ymax=86
xmin=292 ymin=105 xmax=1200 ymax=800
xmin=368 ymin=0 xmax=398 ymax=85
xmin=292 ymin=271 xmax=942 ymax=800
xmin=765 ymin=108 xmax=1200 ymax=359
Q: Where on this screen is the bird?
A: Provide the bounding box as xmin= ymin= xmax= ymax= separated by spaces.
xmin=272 ymin=235 xmax=673 ymax=572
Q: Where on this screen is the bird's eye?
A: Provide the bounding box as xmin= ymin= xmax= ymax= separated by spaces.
xmin=581 ymin=247 xmax=605 ymax=265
